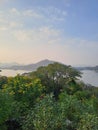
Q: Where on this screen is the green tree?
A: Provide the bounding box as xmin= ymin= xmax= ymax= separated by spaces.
xmin=77 ymin=113 xmax=98 ymax=130
xmin=23 ymin=94 xmax=68 ymax=130
xmin=0 ymin=91 xmax=13 ymax=129
xmin=22 ymin=94 xmax=55 ymax=130
xmin=0 ymin=76 xmax=8 ymax=89
xmin=2 ymin=75 xmax=45 ymax=129
xmin=29 ymin=62 xmax=81 ymax=98
xmin=3 ymin=75 xmax=44 ymax=106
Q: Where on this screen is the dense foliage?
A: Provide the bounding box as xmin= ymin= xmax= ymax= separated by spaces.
xmin=0 ymin=62 xmax=98 ymax=130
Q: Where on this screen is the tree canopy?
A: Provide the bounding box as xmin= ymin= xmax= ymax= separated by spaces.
xmin=29 ymin=62 xmax=81 ymax=97
xmin=0 ymin=63 xmax=98 ymax=130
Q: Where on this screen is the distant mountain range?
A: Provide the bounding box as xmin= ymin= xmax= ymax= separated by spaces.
xmin=0 ymin=59 xmax=98 ymax=72
xmin=0 ymin=59 xmax=54 ymax=71
xmin=75 ymin=66 xmax=98 ymax=72
xmin=0 ymin=62 xmax=20 ymax=68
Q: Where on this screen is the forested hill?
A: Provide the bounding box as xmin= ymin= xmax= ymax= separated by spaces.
xmin=0 ymin=59 xmax=54 ymax=71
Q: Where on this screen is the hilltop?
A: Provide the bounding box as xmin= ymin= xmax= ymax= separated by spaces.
xmin=0 ymin=59 xmax=54 ymax=71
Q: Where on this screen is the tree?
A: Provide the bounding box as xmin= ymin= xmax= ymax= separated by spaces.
xmin=3 ymin=75 xmax=44 ymax=106
xmin=0 ymin=91 xmax=13 ymax=129
xmin=0 ymin=76 xmax=8 ymax=89
xmin=29 ymin=62 xmax=81 ymax=98
xmin=23 ymin=94 xmax=56 ymax=130
xmin=77 ymin=113 xmax=98 ymax=130
xmin=2 ymin=75 xmax=45 ymax=129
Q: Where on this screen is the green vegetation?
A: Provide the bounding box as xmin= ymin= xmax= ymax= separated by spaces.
xmin=0 ymin=62 xmax=98 ymax=130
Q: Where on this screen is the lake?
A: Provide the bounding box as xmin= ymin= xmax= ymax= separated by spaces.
xmin=0 ymin=69 xmax=30 ymax=77
xmin=0 ymin=69 xmax=98 ymax=87
xmin=80 ymin=70 xmax=98 ymax=87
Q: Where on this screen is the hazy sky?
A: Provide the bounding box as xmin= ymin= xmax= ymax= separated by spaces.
xmin=0 ymin=0 xmax=98 ymax=65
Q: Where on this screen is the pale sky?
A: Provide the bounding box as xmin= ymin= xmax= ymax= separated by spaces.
xmin=0 ymin=0 xmax=98 ymax=65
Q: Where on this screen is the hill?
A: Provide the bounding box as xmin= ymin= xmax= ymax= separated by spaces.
xmin=0 ymin=59 xmax=54 ymax=71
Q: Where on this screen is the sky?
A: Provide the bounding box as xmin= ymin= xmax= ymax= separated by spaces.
xmin=0 ymin=0 xmax=98 ymax=65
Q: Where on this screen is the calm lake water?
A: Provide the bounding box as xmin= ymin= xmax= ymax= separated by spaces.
xmin=80 ymin=70 xmax=98 ymax=87
xmin=0 ymin=69 xmax=98 ymax=87
xmin=0 ymin=69 xmax=30 ymax=77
